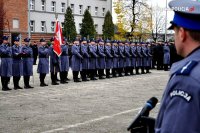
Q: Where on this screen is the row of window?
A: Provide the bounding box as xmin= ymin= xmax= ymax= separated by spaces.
xmin=30 ymin=0 xmax=106 ymax=16
xmin=30 ymin=21 xmax=99 ymax=33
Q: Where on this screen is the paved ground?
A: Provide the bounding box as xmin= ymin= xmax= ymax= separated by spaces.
xmin=0 ymin=67 xmax=169 ymax=133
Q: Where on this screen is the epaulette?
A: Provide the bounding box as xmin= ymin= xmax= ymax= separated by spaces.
xmin=176 ymin=61 xmax=198 ymax=76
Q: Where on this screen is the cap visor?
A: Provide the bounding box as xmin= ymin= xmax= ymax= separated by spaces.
xmin=168 ymin=21 xmax=175 ymax=30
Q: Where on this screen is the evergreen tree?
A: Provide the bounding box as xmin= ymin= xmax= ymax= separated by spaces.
xmin=80 ymin=10 xmax=96 ymax=39
xmin=103 ymin=11 xmax=115 ymax=40
xmin=63 ymin=7 xmax=77 ymax=41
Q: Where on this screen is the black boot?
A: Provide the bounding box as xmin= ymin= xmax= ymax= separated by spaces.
xmin=40 ymin=74 xmax=48 ymax=87
xmin=24 ymin=76 xmax=34 ymax=89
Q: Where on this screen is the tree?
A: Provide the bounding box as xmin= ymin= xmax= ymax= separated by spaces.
xmin=124 ymin=0 xmax=149 ymax=33
xmin=113 ymin=0 xmax=128 ymax=40
xmin=80 ymin=9 xmax=96 ymax=39
xmin=102 ymin=11 xmax=114 ymax=40
xmin=151 ymin=6 xmax=165 ymax=42
xmin=63 ymin=7 xmax=77 ymax=41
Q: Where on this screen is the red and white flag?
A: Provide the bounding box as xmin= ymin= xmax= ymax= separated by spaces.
xmin=54 ymin=19 xmax=63 ymax=56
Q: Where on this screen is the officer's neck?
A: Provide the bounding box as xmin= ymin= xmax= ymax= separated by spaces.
xmin=181 ymin=40 xmax=200 ymax=57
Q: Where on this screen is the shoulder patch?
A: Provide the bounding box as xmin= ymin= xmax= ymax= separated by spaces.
xmin=175 ymin=61 xmax=198 ymax=76
xmin=170 ymin=89 xmax=192 ymax=102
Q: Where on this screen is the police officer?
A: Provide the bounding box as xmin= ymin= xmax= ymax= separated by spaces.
xmin=22 ymin=38 xmax=34 ymax=89
xmin=130 ymin=42 xmax=137 ymax=75
xmin=105 ymin=40 xmax=113 ymax=78
xmin=124 ymin=41 xmax=132 ymax=76
xmin=112 ymin=40 xmax=119 ymax=77
xmin=88 ymin=39 xmax=99 ymax=80
xmin=155 ymin=0 xmax=200 ymax=132
xmin=12 ymin=37 xmax=23 ymax=90
xmin=0 ymin=36 xmax=12 ymax=91
xmin=80 ymin=37 xmax=90 ymax=81
xmin=71 ymin=38 xmax=83 ymax=82
xmin=37 ymin=38 xmax=49 ymax=87
xmin=146 ymin=43 xmax=152 ymax=73
xmin=49 ymin=37 xmax=60 ymax=85
xmin=97 ymin=39 xmax=106 ymax=79
xmin=60 ymin=38 xmax=69 ymax=84
xmin=30 ymin=41 xmax=38 ymax=65
xmin=163 ymin=42 xmax=170 ymax=71
xmin=136 ymin=42 xmax=143 ymax=74
xmin=118 ymin=41 xmax=125 ymax=77
xmin=141 ymin=43 xmax=148 ymax=74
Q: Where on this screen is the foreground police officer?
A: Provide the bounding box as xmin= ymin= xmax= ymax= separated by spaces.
xmin=22 ymin=38 xmax=34 ymax=89
xmin=12 ymin=37 xmax=23 ymax=90
xmin=37 ymin=38 xmax=49 ymax=87
xmin=155 ymin=0 xmax=200 ymax=132
xmin=0 ymin=36 xmax=12 ymax=91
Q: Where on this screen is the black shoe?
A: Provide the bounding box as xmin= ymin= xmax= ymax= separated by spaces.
xmin=91 ymin=77 xmax=98 ymax=80
xmin=40 ymin=83 xmax=48 ymax=87
xmin=24 ymin=85 xmax=34 ymax=89
xmin=52 ymin=82 xmax=59 ymax=85
xmin=82 ymin=78 xmax=89 ymax=82
xmin=60 ymin=81 xmax=68 ymax=84
xmin=2 ymin=88 xmax=12 ymax=91
xmin=106 ymin=75 xmax=112 ymax=78
xmin=99 ymin=77 xmax=105 ymax=79
xmin=74 ymin=79 xmax=81 ymax=82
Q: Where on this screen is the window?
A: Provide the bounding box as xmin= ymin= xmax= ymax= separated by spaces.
xmin=51 ymin=1 xmax=56 ymax=12
xmin=79 ymin=5 xmax=83 ymax=15
xmin=87 ymin=6 xmax=91 ymax=13
xmin=95 ymin=24 xmax=98 ymax=33
xmin=51 ymin=22 xmax=55 ymax=32
xmin=61 ymin=22 xmax=64 ymax=31
xmin=13 ymin=19 xmax=19 ymax=29
xmin=41 ymin=0 xmax=46 ymax=11
xmin=71 ymin=4 xmax=74 ymax=14
xmin=95 ymin=7 xmax=98 ymax=16
xmin=79 ymin=23 xmax=82 ymax=33
xmin=41 ymin=21 xmax=46 ymax=32
xmin=102 ymin=8 xmax=105 ymax=16
xmin=30 ymin=20 xmax=35 ymax=32
xmin=61 ymin=3 xmax=65 ymax=13
xmin=30 ymin=0 xmax=35 ymax=10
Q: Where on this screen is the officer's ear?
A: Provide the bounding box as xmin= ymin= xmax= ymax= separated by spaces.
xmin=174 ymin=26 xmax=187 ymax=43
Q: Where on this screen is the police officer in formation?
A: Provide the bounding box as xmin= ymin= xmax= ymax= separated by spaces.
xmin=49 ymin=37 xmax=60 ymax=85
xmin=0 ymin=36 xmax=12 ymax=91
xmin=60 ymin=38 xmax=69 ymax=83
xmin=12 ymin=37 xmax=23 ymax=89
xmin=22 ymin=38 xmax=34 ymax=89
xmin=112 ymin=40 xmax=119 ymax=77
xmin=37 ymin=38 xmax=49 ymax=87
xmin=88 ymin=39 xmax=98 ymax=80
xmin=80 ymin=38 xmax=90 ymax=81
xmin=71 ymin=38 xmax=83 ymax=82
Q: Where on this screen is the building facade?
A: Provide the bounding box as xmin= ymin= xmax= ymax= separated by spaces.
xmin=0 ymin=0 xmax=112 ymax=43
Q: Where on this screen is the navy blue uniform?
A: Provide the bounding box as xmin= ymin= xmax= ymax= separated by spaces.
xmin=71 ymin=44 xmax=83 ymax=82
xmin=0 ymin=42 xmax=12 ymax=90
xmin=112 ymin=45 xmax=119 ymax=77
xmin=155 ymin=48 xmax=200 ymax=133
xmin=12 ymin=44 xmax=23 ymax=89
xmin=130 ymin=44 xmax=137 ymax=74
xmin=80 ymin=43 xmax=90 ymax=81
xmin=118 ymin=45 xmax=125 ymax=76
xmin=22 ymin=44 xmax=34 ymax=88
xmin=49 ymin=45 xmax=60 ymax=85
xmin=163 ymin=44 xmax=170 ymax=71
xmin=60 ymin=44 xmax=69 ymax=83
xmin=37 ymin=45 xmax=50 ymax=86
xmin=97 ymin=44 xmax=106 ymax=79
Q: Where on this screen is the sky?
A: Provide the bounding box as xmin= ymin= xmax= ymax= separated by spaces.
xmin=112 ymin=0 xmax=174 ymax=32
